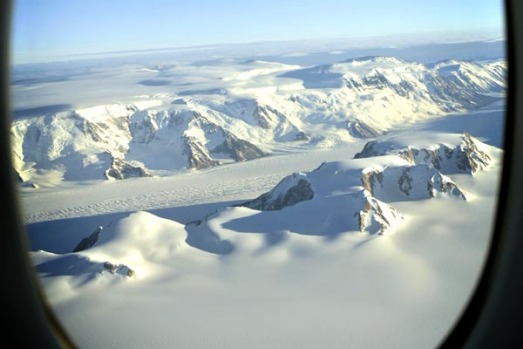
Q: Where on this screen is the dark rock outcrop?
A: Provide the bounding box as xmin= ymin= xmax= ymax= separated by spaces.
xmin=355 ymin=133 xmax=491 ymax=175
xmin=362 ymin=164 xmax=467 ymax=201
xmin=356 ymin=190 xmax=402 ymax=235
xmin=347 ymin=119 xmax=381 ymax=138
xmin=129 ymin=112 xmax=158 ymax=144
xmin=105 ymin=157 xmax=151 ymax=180
xmin=241 ymin=173 xmax=314 ymax=211
xmin=212 ymin=136 xmax=265 ymax=162
xmin=182 ymin=135 xmax=220 ymax=170
xmin=73 ymin=226 xmax=103 ymax=252
xmin=103 ymin=262 xmax=135 ymax=277
xmin=354 ymin=140 xmax=391 ymax=159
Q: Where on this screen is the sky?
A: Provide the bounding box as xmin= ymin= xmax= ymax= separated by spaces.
xmin=11 ymin=0 xmax=504 ymax=64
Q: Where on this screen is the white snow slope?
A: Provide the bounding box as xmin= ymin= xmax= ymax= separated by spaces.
xmin=16 ymin=41 xmax=505 ymax=349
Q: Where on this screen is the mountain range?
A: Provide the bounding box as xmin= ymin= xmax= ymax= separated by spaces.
xmin=11 ymin=56 xmax=505 ymax=185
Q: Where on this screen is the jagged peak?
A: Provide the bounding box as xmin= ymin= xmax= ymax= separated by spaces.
xmin=105 ymin=156 xmax=151 ymax=180
xmin=356 ymin=189 xmax=402 ymax=235
xmin=362 ymin=164 xmax=467 ymax=202
xmin=73 ymin=226 xmax=103 ymax=252
xmin=341 ymin=56 xmax=407 ymax=64
xmin=182 ymin=135 xmax=220 ymax=170
xmin=355 ymin=133 xmax=491 ymax=175
xmin=240 ymin=172 xmax=314 ymax=211
xmin=347 ymin=119 xmax=381 ymax=139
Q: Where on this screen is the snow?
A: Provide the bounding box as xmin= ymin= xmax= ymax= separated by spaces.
xmin=22 ymin=107 xmax=503 ymax=348
xmin=13 ymin=40 xmax=506 ymax=348
xmin=11 ymin=54 xmax=505 ymax=187
xmin=20 ymin=146 xmax=365 ymax=224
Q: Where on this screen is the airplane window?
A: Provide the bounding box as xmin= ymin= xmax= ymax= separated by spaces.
xmin=8 ymin=0 xmax=508 ymax=347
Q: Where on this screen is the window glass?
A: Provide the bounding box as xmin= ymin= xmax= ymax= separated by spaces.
xmin=11 ymin=1 xmax=506 ymax=347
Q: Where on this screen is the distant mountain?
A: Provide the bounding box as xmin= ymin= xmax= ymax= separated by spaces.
xmin=11 ymin=57 xmax=505 ymax=185
xmin=355 ymin=133 xmax=492 ymax=174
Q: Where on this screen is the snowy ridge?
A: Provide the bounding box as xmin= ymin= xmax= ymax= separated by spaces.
xmin=53 ymin=131 xmax=494 ymax=279
xmin=46 ymin=211 xmax=195 ymax=282
xmin=362 ymin=164 xmax=467 ymax=201
xmin=11 ymin=57 xmax=505 ymax=185
xmin=237 ymin=167 xmax=403 ymax=236
xmin=236 ymin=134 xmax=489 ymax=237
xmin=355 ymin=133 xmax=491 ymax=174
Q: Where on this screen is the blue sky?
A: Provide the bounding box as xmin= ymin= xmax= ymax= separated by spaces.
xmin=11 ymin=0 xmax=504 ymax=64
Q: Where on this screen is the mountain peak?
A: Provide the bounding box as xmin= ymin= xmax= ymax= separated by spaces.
xmin=355 ymin=133 xmax=492 ymax=175
xmin=341 ymin=56 xmax=405 ymax=64
xmin=240 ymin=172 xmax=314 ymax=211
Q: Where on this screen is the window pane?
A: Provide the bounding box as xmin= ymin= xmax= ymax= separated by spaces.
xmin=11 ymin=1 xmax=506 ymax=347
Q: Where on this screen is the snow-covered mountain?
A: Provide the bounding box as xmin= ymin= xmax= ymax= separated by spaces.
xmin=362 ymin=164 xmax=467 ymax=201
xmin=237 ymin=168 xmax=402 ymax=236
xmin=354 ymin=132 xmax=492 ymax=174
xmin=62 ymin=132 xmax=492 ymax=262
xmin=34 ymin=131 xmax=491 ymax=315
xmin=11 ymin=57 xmax=505 ymax=185
xmin=232 ymin=133 xmax=487 ymax=237
xmin=28 ymin=129 xmax=496 ymax=334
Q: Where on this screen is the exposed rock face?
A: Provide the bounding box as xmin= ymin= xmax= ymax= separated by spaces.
xmin=72 ymin=111 xmax=131 ymax=151
xmin=356 ymin=190 xmax=402 ymax=235
xmin=285 ymin=56 xmax=505 ymax=112
xmin=428 ymin=171 xmax=467 ymax=200
xmin=254 ymin=105 xmax=305 ymax=142
xmin=212 ymin=99 xmax=303 ymax=142
xmin=362 ymin=169 xmax=382 ymax=194
xmin=103 ymin=262 xmax=135 ymax=277
xmin=399 ymin=134 xmax=491 ymax=174
xmin=362 ymin=164 xmax=467 ymax=201
xmin=235 ymin=169 xmax=401 ymax=235
xmin=294 ymin=131 xmax=310 ymax=141
xmin=241 ymin=173 xmax=314 ymax=211
xmin=129 ymin=111 xmax=158 ymax=144
xmin=179 ymin=111 xmax=266 ymax=169
xmin=459 ymin=132 xmax=491 ymax=172
xmin=105 ymin=157 xmax=151 ymax=180
xmin=425 ymin=61 xmax=504 ymax=110
xmin=255 ymin=104 xmax=277 ymax=129
xmin=211 ymin=133 xmax=266 ymax=162
xmin=182 ymin=135 xmax=220 ymax=169
xmin=354 ymin=140 xmax=390 ymax=159
xmin=355 ymin=133 xmax=491 ymax=175
xmin=347 ymin=119 xmax=381 ymax=138
xmin=73 ymin=226 xmax=103 ymax=252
